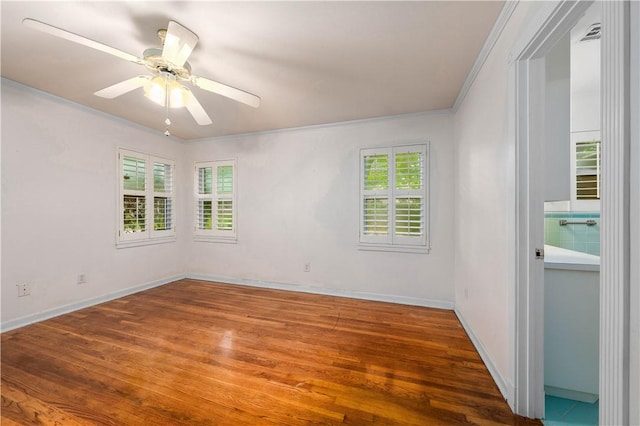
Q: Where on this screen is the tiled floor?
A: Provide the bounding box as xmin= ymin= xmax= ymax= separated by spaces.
xmin=543 ymin=395 xmax=599 ymax=425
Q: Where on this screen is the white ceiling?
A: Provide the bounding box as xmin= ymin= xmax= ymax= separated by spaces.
xmin=1 ymin=1 xmax=504 ymax=140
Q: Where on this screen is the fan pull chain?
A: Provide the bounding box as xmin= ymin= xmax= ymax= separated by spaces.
xmin=164 ymin=77 xmax=171 ymax=136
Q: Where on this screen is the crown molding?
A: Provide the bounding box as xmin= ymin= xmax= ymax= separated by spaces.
xmin=452 ymin=0 xmax=519 ymax=112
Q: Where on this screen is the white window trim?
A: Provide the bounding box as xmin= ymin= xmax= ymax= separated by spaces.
xmin=116 ymin=148 xmax=176 ymax=249
xmin=358 ymin=143 xmax=430 ymax=254
xmin=194 ymin=159 xmax=238 ymax=243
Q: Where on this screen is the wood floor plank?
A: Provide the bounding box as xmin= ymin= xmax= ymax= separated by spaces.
xmin=1 ymin=375 xmax=91 ymax=426
xmin=1 ymin=279 xmax=541 ymax=425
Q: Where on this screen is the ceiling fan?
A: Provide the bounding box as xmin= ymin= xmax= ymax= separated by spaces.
xmin=23 ymin=18 xmax=260 ymax=135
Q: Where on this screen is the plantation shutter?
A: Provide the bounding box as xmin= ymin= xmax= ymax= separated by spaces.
xmin=121 ymin=153 xmax=148 ymax=241
xmin=393 ymin=146 xmax=427 ymax=246
xmin=195 ymin=159 xmax=237 ymax=241
xmin=361 ymin=149 xmax=391 ymax=244
xmin=359 ymin=144 xmax=428 ymax=251
xmin=574 ymin=140 xmax=600 ymax=200
xmin=216 ymin=165 xmax=234 ymax=231
xmin=196 ymin=166 xmax=214 ymax=230
xmin=118 ymin=149 xmax=175 ymax=245
xmin=152 ymin=160 xmax=175 ymax=237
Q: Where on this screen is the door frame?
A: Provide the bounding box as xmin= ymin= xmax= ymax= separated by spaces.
xmin=512 ymin=1 xmax=632 ymax=423
xmin=512 ymin=1 xmax=593 ymax=417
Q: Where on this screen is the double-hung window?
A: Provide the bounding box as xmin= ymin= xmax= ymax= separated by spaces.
xmin=118 ymin=148 xmax=175 ymax=247
xmin=359 ymin=144 xmax=429 ymax=253
xmin=194 ymin=159 xmax=237 ymax=242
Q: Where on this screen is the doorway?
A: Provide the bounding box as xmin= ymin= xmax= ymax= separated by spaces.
xmin=542 ymin=5 xmax=601 ymax=423
xmin=512 ymin=1 xmax=632 ymax=424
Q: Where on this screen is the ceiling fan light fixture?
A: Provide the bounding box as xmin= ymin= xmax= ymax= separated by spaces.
xmin=143 ymin=73 xmax=188 ymax=108
xmin=144 ymin=75 xmax=167 ymax=106
xmin=170 ymin=83 xmax=188 ymax=108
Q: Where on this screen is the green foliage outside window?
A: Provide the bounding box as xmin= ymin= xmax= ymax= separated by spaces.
xmin=154 ymin=197 xmax=172 ymax=230
xmin=395 ymin=197 xmax=422 ymax=235
xmin=123 ymin=195 xmax=145 ymax=233
xmin=154 ymin=163 xmax=171 ymax=192
xmin=217 ymin=200 xmax=233 ymax=230
xmin=217 ymin=166 xmax=233 ymax=194
xmin=364 ymin=154 xmax=388 ymax=190
xmin=363 ymin=197 xmax=388 ymax=234
xmin=199 ymin=167 xmax=213 ymax=195
xmin=395 ymin=152 xmax=423 ymax=190
xmin=576 ymin=141 xmax=600 ymax=168
xmin=199 ymin=200 xmax=213 ymax=230
xmin=123 ymin=157 xmax=145 ymax=191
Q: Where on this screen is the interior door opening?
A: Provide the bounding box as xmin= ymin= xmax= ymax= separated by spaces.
xmin=541 ymin=5 xmax=601 ymax=423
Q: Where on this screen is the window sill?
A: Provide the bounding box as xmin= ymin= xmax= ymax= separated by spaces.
xmin=194 ymin=235 xmax=237 ymax=244
xmin=358 ymin=243 xmax=430 ymax=254
xmin=116 ymin=236 xmax=176 ymax=249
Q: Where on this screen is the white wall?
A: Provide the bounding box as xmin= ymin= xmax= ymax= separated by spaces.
xmin=545 ymin=33 xmax=571 ymax=202
xmin=570 ymin=35 xmax=601 ymax=133
xmin=185 ymin=113 xmax=455 ymax=306
xmin=1 ymin=78 xmax=455 ymax=328
xmin=544 ymin=267 xmax=599 ymax=399
xmin=453 ymin=0 xmax=537 ymax=404
xmin=1 ymin=80 xmax=188 ymax=328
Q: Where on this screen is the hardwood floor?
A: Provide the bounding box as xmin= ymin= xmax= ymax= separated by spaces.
xmin=1 ymin=279 xmax=541 ymax=425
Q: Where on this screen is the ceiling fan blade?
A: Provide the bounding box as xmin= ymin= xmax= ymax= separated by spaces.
xmin=184 ymin=89 xmax=213 ymax=125
xmin=23 ymin=18 xmax=145 ymax=65
xmin=191 ymin=76 xmax=261 ymax=108
xmin=162 ymin=21 xmax=198 ymax=68
xmin=94 ymin=76 xmax=150 ymax=99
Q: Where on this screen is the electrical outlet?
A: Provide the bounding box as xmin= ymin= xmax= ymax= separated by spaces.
xmin=78 ymin=274 xmax=86 ymax=285
xmin=304 ymin=263 xmax=311 ymax=272
xmin=464 ymin=288 xmax=469 ymax=300
xmin=17 ymin=283 xmax=30 ymax=297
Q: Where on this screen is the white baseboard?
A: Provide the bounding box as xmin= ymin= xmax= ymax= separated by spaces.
xmin=186 ymin=274 xmax=455 ymax=310
xmin=1 ymin=274 xmax=186 ymax=333
xmin=454 ymin=308 xmax=514 ymax=409
xmin=2 ymin=273 xmax=455 ymax=332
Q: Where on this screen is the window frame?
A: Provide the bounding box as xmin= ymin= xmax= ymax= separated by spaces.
xmin=117 ymin=148 xmax=176 ymax=248
xmin=194 ymin=159 xmax=238 ymax=243
xmin=359 ymin=143 xmax=430 ymax=254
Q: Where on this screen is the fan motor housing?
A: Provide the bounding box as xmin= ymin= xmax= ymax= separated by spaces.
xmin=143 ymin=48 xmax=192 ymax=81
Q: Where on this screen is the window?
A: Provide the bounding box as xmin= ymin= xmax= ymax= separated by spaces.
xmin=118 ymin=149 xmax=175 ymax=247
xmin=574 ymin=141 xmax=600 ymax=200
xmin=195 ymin=159 xmax=237 ymax=242
xmin=570 ymin=131 xmax=600 ymax=210
xmin=359 ymin=144 xmax=429 ymax=253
